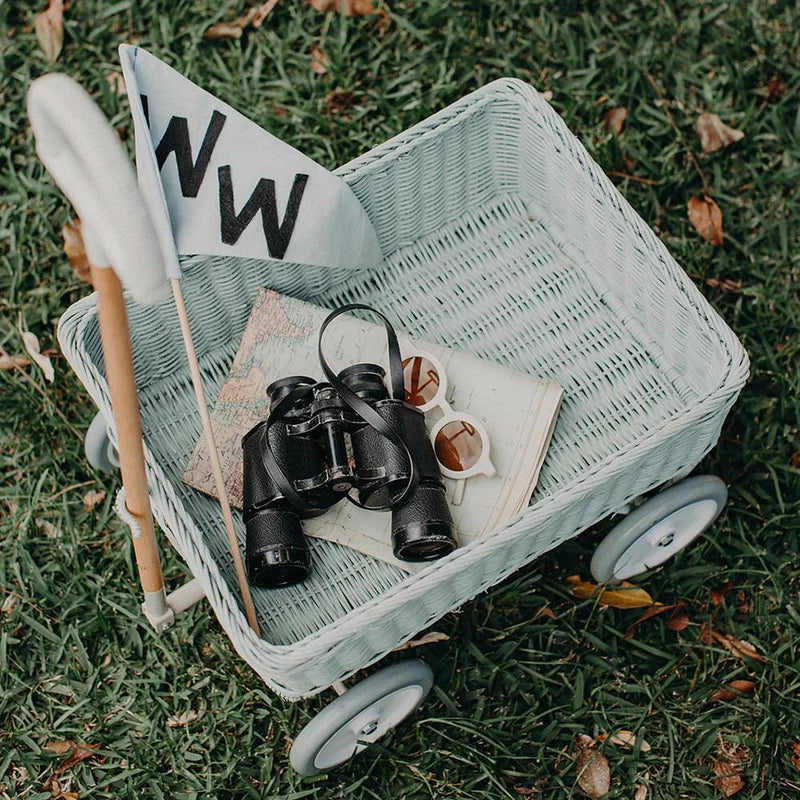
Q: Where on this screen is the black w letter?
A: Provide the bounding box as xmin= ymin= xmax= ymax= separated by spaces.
xmin=218 ymin=166 xmax=309 ymax=260
xmin=155 ymin=110 xmax=226 ymax=198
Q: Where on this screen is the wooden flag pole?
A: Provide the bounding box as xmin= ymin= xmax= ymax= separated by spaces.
xmin=170 ymin=279 xmax=261 ymax=636
xmin=90 ymin=263 xmax=171 ymax=626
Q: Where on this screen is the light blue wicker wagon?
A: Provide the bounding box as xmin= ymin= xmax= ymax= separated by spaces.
xmin=57 ymin=78 xmax=748 ymax=775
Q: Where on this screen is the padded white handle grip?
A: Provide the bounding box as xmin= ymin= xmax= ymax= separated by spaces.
xmin=27 ymin=73 xmax=170 ymax=305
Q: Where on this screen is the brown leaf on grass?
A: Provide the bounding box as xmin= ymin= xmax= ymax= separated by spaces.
xmin=308 ymin=0 xmax=377 ymax=14
xmin=700 ymin=623 xmax=766 ymax=662
xmin=0 ymin=354 xmax=29 ymax=370
xmin=393 ymin=631 xmax=449 ymax=651
xmin=765 ymin=74 xmax=785 ymax=104
xmin=711 ymin=581 xmax=735 ymax=606
xmin=664 ymin=605 xmax=691 ymax=631
xmin=625 ymin=602 xmax=680 ymax=639
xmin=311 ymin=43 xmax=329 ymax=75
xmin=713 ymin=774 xmax=745 ymax=797
xmin=704 ymin=276 xmax=743 ymax=293
xmin=574 ymin=734 xmax=611 ymax=799
xmin=43 ymin=741 xmax=100 ymax=794
xmin=688 ymin=194 xmax=724 ymax=246
xmin=1 ymin=593 xmax=18 ymax=615
xmin=18 ymin=323 xmax=54 ymax=383
xmin=710 ymin=679 xmax=755 ymax=702
xmin=105 ymin=71 xmax=126 ymax=96
xmin=326 ymin=88 xmax=357 ymax=114
xmin=598 ymin=730 xmax=651 ymax=752
xmin=204 ymin=1 xmax=279 ymax=39
xmin=789 ymin=742 xmax=800 ymax=773
xmin=204 ymin=21 xmax=248 ymax=39
xmin=695 ymin=112 xmax=744 ymax=154
xmin=62 ymin=218 xmax=91 ymax=283
xmin=167 ymin=709 xmax=198 ymax=727
xmin=567 ymin=576 xmax=656 ymax=609
xmin=82 ymin=489 xmax=106 ymax=512
xmin=34 ymin=0 xmax=65 ymax=63
xmin=603 ymin=106 xmax=627 ymax=135
xmin=633 ymin=785 xmax=648 ymax=800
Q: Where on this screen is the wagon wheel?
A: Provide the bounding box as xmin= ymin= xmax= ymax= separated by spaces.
xmin=590 ymin=475 xmax=728 ymax=584
xmin=84 ymin=411 xmax=119 ymax=473
xmin=290 ymin=659 xmax=434 ymax=776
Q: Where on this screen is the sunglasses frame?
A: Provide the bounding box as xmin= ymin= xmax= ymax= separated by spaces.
xmin=402 ymin=349 xmax=496 ymax=480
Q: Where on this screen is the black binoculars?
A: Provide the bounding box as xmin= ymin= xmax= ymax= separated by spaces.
xmin=241 ymin=307 xmax=457 ymax=589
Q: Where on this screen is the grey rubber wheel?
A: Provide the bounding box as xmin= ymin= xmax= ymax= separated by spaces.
xmin=290 ymin=660 xmax=434 ymax=776
xmin=85 ymin=412 xmax=119 ymax=474
xmin=590 ymin=475 xmax=728 ymax=583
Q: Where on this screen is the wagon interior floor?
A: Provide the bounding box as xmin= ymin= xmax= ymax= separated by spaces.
xmin=136 ymin=193 xmax=688 ymax=646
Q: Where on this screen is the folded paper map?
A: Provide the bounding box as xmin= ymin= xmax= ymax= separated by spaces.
xmin=183 ymin=289 xmax=562 ymax=572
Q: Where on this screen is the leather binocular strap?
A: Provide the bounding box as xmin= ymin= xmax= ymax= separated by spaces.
xmin=259 ymin=382 xmax=323 ymax=513
xmin=318 ymin=304 xmax=418 ymax=510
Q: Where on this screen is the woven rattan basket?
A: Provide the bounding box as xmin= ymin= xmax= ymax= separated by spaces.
xmin=58 ymin=78 xmax=748 ymax=699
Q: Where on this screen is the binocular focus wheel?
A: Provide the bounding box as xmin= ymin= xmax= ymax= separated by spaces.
xmin=590 ymin=475 xmax=728 ymax=584
xmin=85 ymin=411 xmax=119 ymax=474
xmin=289 ymin=660 xmax=434 ymax=776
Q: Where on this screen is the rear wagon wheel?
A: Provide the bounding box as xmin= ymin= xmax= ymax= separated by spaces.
xmin=590 ymin=475 xmax=728 ymax=584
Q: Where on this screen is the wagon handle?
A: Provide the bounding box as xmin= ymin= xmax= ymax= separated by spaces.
xmin=28 ymin=74 xmax=172 ymax=629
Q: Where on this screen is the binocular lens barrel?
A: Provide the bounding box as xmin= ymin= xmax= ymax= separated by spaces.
xmin=245 ymin=508 xmax=310 ymax=588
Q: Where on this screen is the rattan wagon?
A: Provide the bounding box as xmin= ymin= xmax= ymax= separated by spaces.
xmin=52 ymin=78 xmax=747 ymax=774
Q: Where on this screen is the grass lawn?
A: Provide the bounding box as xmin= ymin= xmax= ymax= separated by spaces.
xmin=1 ymin=0 xmax=799 ymax=797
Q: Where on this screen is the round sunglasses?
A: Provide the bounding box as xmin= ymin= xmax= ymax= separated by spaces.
xmin=402 ymin=351 xmax=496 ymax=481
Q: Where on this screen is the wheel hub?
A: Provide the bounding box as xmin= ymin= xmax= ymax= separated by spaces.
xmin=613 ymin=499 xmax=720 ymax=580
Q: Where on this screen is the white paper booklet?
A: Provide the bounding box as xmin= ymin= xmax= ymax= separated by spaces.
xmin=183 ymin=289 xmax=562 ymax=572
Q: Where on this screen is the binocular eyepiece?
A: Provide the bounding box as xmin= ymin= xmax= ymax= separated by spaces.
xmin=242 ymin=361 xmax=457 ymax=589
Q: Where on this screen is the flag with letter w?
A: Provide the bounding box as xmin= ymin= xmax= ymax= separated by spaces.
xmin=119 ymin=45 xmax=382 ymax=279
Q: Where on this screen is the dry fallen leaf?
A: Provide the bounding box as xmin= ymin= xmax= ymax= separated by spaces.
xmin=311 ymin=43 xmax=329 ymax=75
xmin=574 ymin=734 xmax=611 ymax=799
xmin=43 ymin=741 xmax=100 ymax=794
xmin=82 ymin=489 xmax=106 ymax=512
xmin=205 ymin=21 xmax=248 ymax=39
xmin=710 ymin=679 xmax=755 ymax=702
xmin=567 ymin=576 xmax=656 ymax=609
xmin=36 ymin=518 xmax=59 ymax=538
xmin=604 ymin=106 xmax=627 ymax=135
xmin=18 ymin=324 xmax=55 ymax=383
xmin=105 ymin=71 xmax=126 ymax=96
xmin=701 ymin=623 xmax=766 ymax=663
xmin=710 ymin=581 xmax=735 ymax=607
xmin=326 ymin=88 xmax=357 ymax=114
xmin=167 ymin=709 xmax=199 ymax=728
xmin=704 ymin=276 xmax=743 ymax=293
xmin=204 ymin=1 xmax=279 ymax=39
xmin=695 ymin=112 xmax=744 ymax=154
xmin=62 ymin=218 xmax=91 ymax=283
xmin=0 ymin=354 xmax=29 ymax=370
xmin=789 ymin=742 xmax=800 ymax=773
xmin=393 ymin=631 xmax=449 ymax=651
xmin=714 ymin=773 xmax=745 ymax=797
xmin=765 ymin=74 xmax=785 ymax=104
xmin=625 ymin=603 xmax=681 ymax=639
xmin=602 ymin=730 xmax=651 ymax=752
xmin=1 ymin=594 xmax=18 ymax=615
xmin=634 ymin=784 xmax=648 ymax=800
xmin=688 ymin=194 xmax=724 ymax=247
xmin=34 ymin=0 xmax=65 ymax=63
xmin=308 ymin=0 xmax=377 ymax=15
xmin=664 ymin=605 xmax=691 ymax=632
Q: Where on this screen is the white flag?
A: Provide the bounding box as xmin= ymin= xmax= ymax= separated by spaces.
xmin=119 ymin=45 xmax=382 ymax=279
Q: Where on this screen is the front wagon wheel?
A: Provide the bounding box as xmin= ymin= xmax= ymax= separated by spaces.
xmin=590 ymin=475 xmax=728 ymax=584
xmin=290 ymin=660 xmax=434 ymax=776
